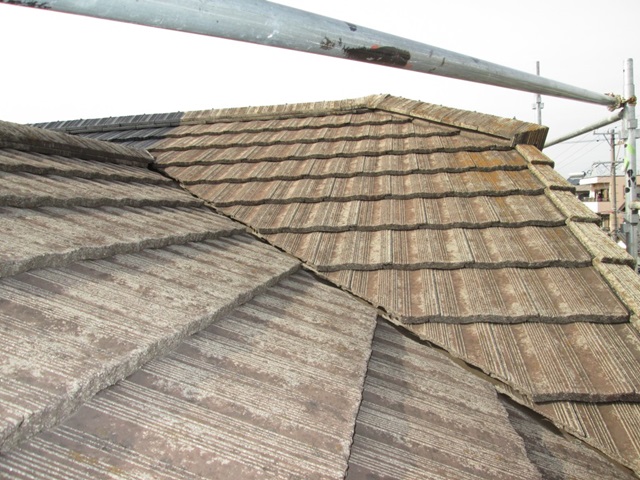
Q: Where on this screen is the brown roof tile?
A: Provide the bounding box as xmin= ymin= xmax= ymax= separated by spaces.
xmin=13 ymin=96 xmax=640 ymax=477
xmin=221 ymin=195 xmax=566 ymax=234
xmin=346 ymin=320 xmax=635 ymax=480
xmin=188 ymin=170 xmax=544 ymax=207
xmin=410 ymin=321 xmax=640 ymax=402
xmin=266 ymin=226 xmax=591 ymax=271
xmin=325 ymin=267 xmax=627 ymax=324
xmin=153 ymin=125 xmax=510 ymax=167
xmin=163 ymin=150 xmax=528 ymax=186
xmin=153 ymin=119 xmax=459 ymax=152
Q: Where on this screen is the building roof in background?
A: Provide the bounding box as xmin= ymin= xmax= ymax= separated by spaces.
xmin=2 ymin=96 xmax=639 ymax=478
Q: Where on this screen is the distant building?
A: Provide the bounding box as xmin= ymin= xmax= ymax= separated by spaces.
xmin=575 ymin=175 xmax=626 ymax=233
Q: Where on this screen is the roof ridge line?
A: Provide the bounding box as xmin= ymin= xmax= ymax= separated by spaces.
xmin=180 ymin=95 xmax=383 ymax=125
xmin=372 ymin=95 xmax=549 ymax=149
xmin=0 ymin=120 xmax=153 ymax=167
xmin=517 ymin=143 xmax=639 ymax=328
xmin=33 ymin=112 xmax=185 ymax=134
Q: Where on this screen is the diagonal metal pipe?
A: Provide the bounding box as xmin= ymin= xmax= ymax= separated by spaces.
xmin=544 ymin=111 xmax=624 ymax=148
xmin=2 ymin=0 xmax=621 ymax=108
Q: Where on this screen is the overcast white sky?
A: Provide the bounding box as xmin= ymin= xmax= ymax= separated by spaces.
xmin=1 ymin=0 xmax=638 ymax=176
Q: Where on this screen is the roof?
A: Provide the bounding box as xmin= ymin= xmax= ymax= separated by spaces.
xmin=2 ymin=95 xmax=640 ymax=478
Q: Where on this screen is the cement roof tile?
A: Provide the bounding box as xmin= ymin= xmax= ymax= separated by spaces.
xmin=412 ymin=322 xmax=640 ymax=402
xmin=0 ymin=171 xmax=201 ymax=209
xmin=269 ymin=227 xmax=590 ymax=272
xmin=326 ymin=267 xmax=627 ymax=324
xmin=0 ymin=149 xmax=170 ymax=183
xmin=0 ymin=270 xmax=375 ymax=479
xmin=0 ymin=233 xmax=299 ymax=451
xmin=0 ymin=205 xmax=243 ymax=278
xmin=498 ymin=383 xmax=640 ymax=475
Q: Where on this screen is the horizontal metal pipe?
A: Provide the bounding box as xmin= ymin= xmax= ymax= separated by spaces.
xmin=4 ymin=0 xmax=619 ymax=107
xmin=544 ymin=110 xmax=624 ymax=147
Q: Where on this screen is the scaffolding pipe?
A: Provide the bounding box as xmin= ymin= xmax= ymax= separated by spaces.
xmin=623 ymin=59 xmax=638 ymax=264
xmin=544 ymin=111 xmax=624 ymax=148
xmin=533 ymin=61 xmax=543 ymax=125
xmin=2 ymin=0 xmax=621 ymax=108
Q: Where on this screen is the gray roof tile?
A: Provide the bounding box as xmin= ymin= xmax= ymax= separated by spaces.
xmin=0 ymin=205 xmax=244 ymax=278
xmin=0 ymin=271 xmax=376 ymax=479
xmin=0 ymin=233 xmax=298 ymax=451
xmin=0 ymin=171 xmax=201 ymax=209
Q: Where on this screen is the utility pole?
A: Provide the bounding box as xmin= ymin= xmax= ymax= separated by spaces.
xmin=607 ymin=130 xmax=619 ymax=238
xmin=610 ymin=129 xmax=619 ymax=238
xmin=594 ymin=129 xmax=620 ymax=239
xmin=533 ymin=61 xmax=544 ymax=125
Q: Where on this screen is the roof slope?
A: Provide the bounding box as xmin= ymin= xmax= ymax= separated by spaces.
xmin=3 ymin=119 xmax=632 ymax=479
xmin=0 ymin=120 xmax=303 ymax=452
xmin=347 ymin=320 xmax=635 ymax=480
xmin=0 ymin=271 xmax=377 ymax=479
xmin=43 ymin=94 xmax=640 ymax=475
xmin=19 ymin=95 xmax=640 ymax=478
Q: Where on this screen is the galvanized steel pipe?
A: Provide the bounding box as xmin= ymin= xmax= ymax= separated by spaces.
xmin=623 ymin=59 xmax=638 ymax=263
xmin=544 ymin=111 xmax=624 ymax=148
xmin=3 ymin=0 xmax=620 ymax=107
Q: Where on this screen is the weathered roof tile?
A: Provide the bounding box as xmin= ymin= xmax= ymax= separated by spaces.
xmin=348 ymin=321 xmax=636 ymax=479
xmin=8 ymin=95 xmax=639 ymax=477
xmin=267 ymin=226 xmax=591 ymax=271
xmin=0 ymin=205 xmax=244 ymax=278
xmin=410 ymin=321 xmax=640 ymax=402
xmin=0 ymin=120 xmax=152 ymax=166
xmin=0 ymin=171 xmax=201 ymax=209
xmin=0 ymin=271 xmax=376 ymax=479
xmin=0 ymin=233 xmax=299 ymax=451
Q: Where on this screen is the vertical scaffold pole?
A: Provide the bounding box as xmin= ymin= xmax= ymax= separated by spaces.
xmin=623 ymin=59 xmax=638 ymax=266
xmin=533 ymin=61 xmax=543 ymax=125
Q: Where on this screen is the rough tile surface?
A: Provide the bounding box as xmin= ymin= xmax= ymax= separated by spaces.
xmin=0 ymin=121 xmax=301 ymax=454
xmin=32 ymin=95 xmax=640 ymax=477
xmin=0 ymin=271 xmax=377 ymax=479
xmin=346 ymin=320 xmax=636 ymax=480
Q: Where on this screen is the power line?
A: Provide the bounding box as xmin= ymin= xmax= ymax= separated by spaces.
xmin=556 ymin=140 xmax=604 ymax=169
